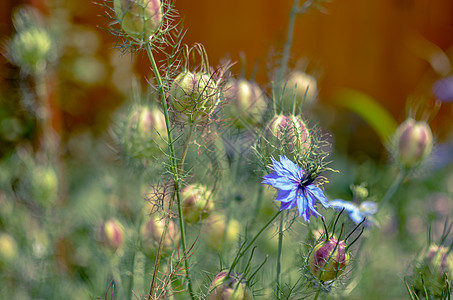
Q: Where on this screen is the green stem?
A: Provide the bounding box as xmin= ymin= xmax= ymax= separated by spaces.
xmin=378 ymin=169 xmax=406 ymax=210
xmin=228 ymin=210 xmax=282 ymax=277
xmin=276 ymin=0 xmax=301 ymax=87
xmin=127 ymin=250 xmax=136 ymax=300
xmin=276 ymin=212 xmax=285 ymax=299
xmin=145 ymin=44 xmax=195 ymax=300
xmin=313 ymin=283 xmax=322 ymax=300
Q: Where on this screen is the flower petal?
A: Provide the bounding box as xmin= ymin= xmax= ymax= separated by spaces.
xmin=306 ymin=185 xmax=329 ymax=208
xmin=349 ymin=210 xmax=365 ymax=224
xmin=275 ymin=189 xmax=296 ymax=203
xmin=305 ymin=191 xmax=322 ymax=218
xmin=280 ymin=200 xmax=296 ymax=211
xmin=329 ymin=199 xmax=358 ymax=214
xmin=262 ymin=176 xmax=295 ymax=190
xmin=296 ymin=190 xmax=308 ymax=220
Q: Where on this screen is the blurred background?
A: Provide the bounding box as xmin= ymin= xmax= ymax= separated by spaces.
xmin=1 ymin=1 xmax=453 ymax=299
xmin=0 ymin=0 xmax=452 ymax=157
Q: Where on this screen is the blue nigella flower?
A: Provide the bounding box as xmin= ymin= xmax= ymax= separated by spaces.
xmin=329 ymin=199 xmax=377 ymax=228
xmin=433 ymin=75 xmax=453 ymax=103
xmin=262 ymin=155 xmax=329 ymax=223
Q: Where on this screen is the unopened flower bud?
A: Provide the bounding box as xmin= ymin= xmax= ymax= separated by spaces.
xmin=141 ymin=215 xmax=178 ymax=257
xmin=207 ymin=271 xmax=253 ymax=300
xmin=170 ymin=71 xmax=220 ymax=123
xmin=0 ymin=233 xmax=17 ymax=265
xmin=309 ymin=237 xmax=350 ymax=281
xmin=181 ymin=184 xmax=214 ymax=223
xmin=224 ymin=79 xmax=267 ymax=127
xmin=265 ymin=114 xmax=311 ymax=158
xmin=204 ymin=214 xmax=240 ymax=250
xmin=114 ymin=0 xmax=163 ymax=41
xmin=394 ymin=118 xmax=433 ymax=169
xmin=99 ymin=219 xmax=124 ymax=250
xmin=282 ymin=71 xmax=318 ymax=109
xmin=413 ymin=244 xmax=453 ymax=296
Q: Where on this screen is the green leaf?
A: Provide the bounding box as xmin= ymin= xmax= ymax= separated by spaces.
xmin=331 ymin=88 xmax=397 ymax=143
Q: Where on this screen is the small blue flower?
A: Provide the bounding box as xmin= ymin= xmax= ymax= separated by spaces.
xmin=262 ymin=155 xmax=329 ymax=223
xmin=329 ymin=199 xmax=377 ymax=228
xmin=433 ymin=75 xmax=453 ymax=103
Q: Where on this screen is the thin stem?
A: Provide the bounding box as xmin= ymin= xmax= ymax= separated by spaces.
xmin=276 ymin=212 xmax=285 ymax=300
xmin=378 ymin=169 xmax=406 ymax=210
xmin=127 ymin=250 xmax=136 ymax=300
xmin=276 ymin=0 xmax=301 ymax=87
xmin=313 ymin=283 xmax=322 ymax=300
xmin=228 ymin=210 xmax=282 ymax=277
xmin=145 ymin=44 xmax=195 ymax=300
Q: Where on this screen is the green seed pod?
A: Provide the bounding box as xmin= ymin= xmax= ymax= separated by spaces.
xmin=169 ymin=71 xmax=220 ymax=123
xmin=114 ymin=0 xmax=163 ymax=41
xmin=207 ymin=271 xmax=253 ymax=300
xmin=9 ymin=26 xmax=53 ymax=74
xmin=30 ymin=165 xmax=58 ymax=208
xmin=224 ymin=79 xmax=267 ymax=128
xmin=393 ymin=118 xmax=433 ymax=169
xmin=0 ymin=233 xmax=18 ymax=265
xmin=265 ymin=114 xmax=311 ymax=159
xmin=281 ymin=71 xmax=317 ymax=110
xmin=309 ymin=237 xmax=350 ymax=281
xmin=412 ymin=244 xmax=453 ymax=297
xmin=140 ymin=215 xmax=178 ymax=257
xmin=99 ymin=219 xmax=125 ymax=251
xmin=181 ymin=184 xmax=214 ymax=223
xmin=123 ymin=105 xmax=167 ymax=161
xmin=204 ymin=214 xmax=240 ymax=250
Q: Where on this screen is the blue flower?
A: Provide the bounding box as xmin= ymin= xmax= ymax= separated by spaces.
xmin=433 ymin=75 xmax=453 ymax=103
xmin=262 ymin=155 xmax=329 ymax=223
xmin=329 ymin=199 xmax=377 ymax=228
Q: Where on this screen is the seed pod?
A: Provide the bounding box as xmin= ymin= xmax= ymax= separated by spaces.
xmin=140 ymin=215 xmax=178 ymax=257
xmin=309 ymin=237 xmax=350 ymax=281
xmin=204 ymin=214 xmax=240 ymax=250
xmin=0 ymin=233 xmax=17 ymax=265
xmin=224 ymin=79 xmax=267 ymax=127
xmin=393 ymin=118 xmax=433 ymax=169
xmin=123 ymin=105 xmax=167 ymax=161
xmin=30 ymin=165 xmax=58 ymax=208
xmin=181 ymin=184 xmax=214 ymax=223
xmin=207 ymin=271 xmax=253 ymax=300
xmin=99 ymin=219 xmax=125 ymax=251
xmin=412 ymin=244 xmax=453 ymax=297
xmin=265 ymin=114 xmax=311 ymax=159
xmin=170 ymin=71 xmax=220 ymax=123
xmin=114 ymin=0 xmax=163 ymax=41
xmin=281 ymin=71 xmax=318 ymax=110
